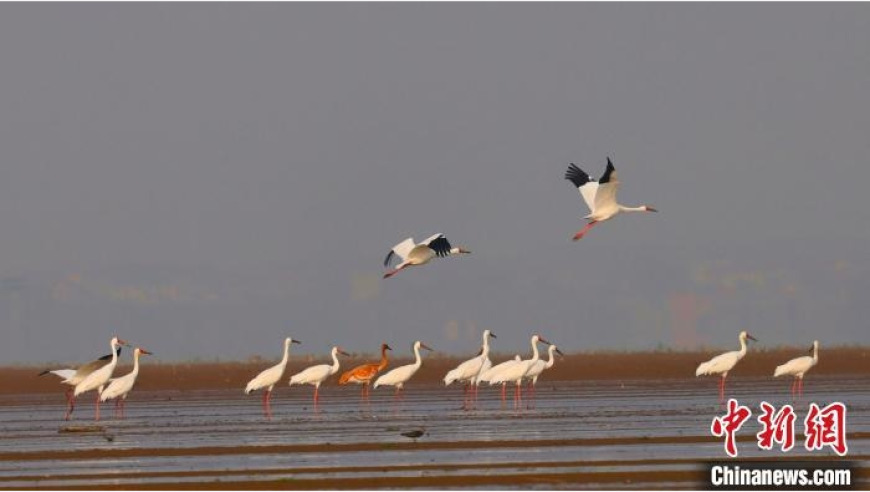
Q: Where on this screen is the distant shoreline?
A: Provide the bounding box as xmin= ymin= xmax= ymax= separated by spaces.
xmin=3 ymin=346 xmax=866 ymax=396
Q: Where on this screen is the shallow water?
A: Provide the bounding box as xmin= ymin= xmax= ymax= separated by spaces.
xmin=0 ymin=375 xmax=866 ymax=489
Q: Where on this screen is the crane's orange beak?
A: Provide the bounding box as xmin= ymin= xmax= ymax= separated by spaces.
xmin=140 ymin=349 xmax=153 ymax=356
xmin=645 ymin=206 xmax=658 ymax=213
xmin=421 ymin=343 xmax=434 ymax=352
xmin=338 ymin=348 xmax=350 ymax=357
xmin=747 ymin=334 xmax=758 ymax=342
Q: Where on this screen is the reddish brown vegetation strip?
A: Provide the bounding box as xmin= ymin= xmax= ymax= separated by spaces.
xmin=4 ymin=347 xmax=868 ymax=395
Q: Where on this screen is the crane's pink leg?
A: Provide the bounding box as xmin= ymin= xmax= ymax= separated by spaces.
xmin=799 ymin=379 xmax=804 ymax=397
xmin=94 ymin=391 xmax=101 ymax=421
xmin=64 ymin=389 xmax=75 ymax=421
xmin=473 ymin=383 xmax=479 ymax=409
xmin=383 ymin=265 xmax=409 ymax=279
xmin=718 ymin=376 xmax=726 ymax=403
xmin=501 ymin=383 xmax=507 ymax=405
xmin=572 ymin=221 xmax=598 ymax=241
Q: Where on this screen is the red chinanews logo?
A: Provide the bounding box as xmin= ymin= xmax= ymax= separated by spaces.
xmin=710 ymin=399 xmax=848 ymax=457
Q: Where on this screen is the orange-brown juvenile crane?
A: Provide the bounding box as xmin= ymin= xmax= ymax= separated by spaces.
xmin=338 ymin=343 xmax=392 ymax=399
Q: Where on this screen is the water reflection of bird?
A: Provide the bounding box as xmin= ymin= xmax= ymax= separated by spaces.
xmin=401 ymin=428 xmax=427 ymax=440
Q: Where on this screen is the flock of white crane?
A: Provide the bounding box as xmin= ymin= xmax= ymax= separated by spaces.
xmin=37 ymin=160 xmax=820 ymax=420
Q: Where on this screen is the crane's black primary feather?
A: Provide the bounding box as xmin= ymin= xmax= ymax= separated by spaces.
xmin=599 ymin=158 xmax=616 ymax=184
xmin=97 ymin=346 xmax=122 ymax=361
xmin=384 ymin=250 xmax=396 ymax=268
xmin=565 ymin=163 xmax=593 ymax=188
xmin=427 ymin=236 xmax=452 ymax=258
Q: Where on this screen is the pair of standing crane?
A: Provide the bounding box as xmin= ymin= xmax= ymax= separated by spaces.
xmin=696 ymin=331 xmax=821 ymax=401
xmin=39 ymin=336 xmax=152 ymax=420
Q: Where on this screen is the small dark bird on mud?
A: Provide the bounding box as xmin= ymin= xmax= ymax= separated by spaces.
xmin=401 ymin=427 xmax=427 ymax=440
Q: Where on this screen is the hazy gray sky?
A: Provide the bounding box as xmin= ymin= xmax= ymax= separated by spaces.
xmin=1 ymin=4 xmax=868 ymax=363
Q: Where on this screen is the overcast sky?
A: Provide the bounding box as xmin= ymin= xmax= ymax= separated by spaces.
xmin=1 ymin=4 xmax=868 ymax=363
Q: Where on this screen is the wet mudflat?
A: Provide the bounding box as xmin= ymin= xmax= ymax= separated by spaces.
xmin=0 ymin=375 xmax=867 ymax=490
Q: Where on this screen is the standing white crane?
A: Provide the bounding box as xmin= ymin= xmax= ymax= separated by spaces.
xmin=374 ymin=341 xmax=434 ymax=398
xmin=525 ymin=344 xmax=563 ymax=390
xmin=244 ymin=337 xmax=301 ymax=417
xmin=443 ymin=329 xmax=496 ymax=409
xmin=73 ymin=336 xmax=129 ymax=421
xmin=478 ymin=355 xmax=522 ymax=404
xmin=38 ymin=346 xmax=123 ymax=420
xmin=521 ymin=344 xmax=563 ymax=409
xmin=289 ymin=346 xmax=350 ymax=410
xmin=774 ymin=340 xmax=819 ymax=399
xmin=489 ymin=335 xmax=552 ymax=408
xmin=383 ymin=234 xmax=470 ymax=278
xmin=100 ymin=347 xmax=153 ymax=418
xmin=695 ymin=330 xmax=758 ymax=402
xmin=564 ymin=158 xmax=657 ymax=241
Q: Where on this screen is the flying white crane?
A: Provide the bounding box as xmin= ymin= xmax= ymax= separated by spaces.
xmin=383 ymin=234 xmax=470 ymax=278
xmin=38 ymin=346 xmax=123 ymax=420
xmin=564 ymin=158 xmax=657 ymax=241
xmin=774 ymin=340 xmax=819 ymax=399
xmin=244 ymin=337 xmax=301 ymax=417
xmin=489 ymin=334 xmax=552 ymax=408
xmin=443 ymin=329 xmax=496 ymax=409
xmin=73 ymin=336 xmax=129 ymax=421
xmin=695 ymin=331 xmax=758 ymax=402
xmin=289 ymin=346 xmax=350 ymax=409
xmin=374 ymin=341 xmax=434 ymax=397
xmin=99 ymin=347 xmax=153 ymax=418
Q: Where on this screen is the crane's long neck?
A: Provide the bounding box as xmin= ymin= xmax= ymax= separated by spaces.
xmin=618 ymin=205 xmax=647 ymax=213
xmin=545 ymin=346 xmax=556 ymax=369
xmin=481 ymin=335 xmax=491 ymax=358
xmin=812 ymin=344 xmax=819 ymax=364
xmin=413 ymin=344 xmax=423 ymax=369
xmin=530 ymin=339 xmax=541 ymax=363
xmin=108 ymin=341 xmax=120 ymax=368
xmin=329 ymin=348 xmax=341 ymax=375
xmin=280 ymin=341 xmax=291 ymax=367
xmin=131 ymin=351 xmax=141 ymax=377
xmin=378 ymin=347 xmax=389 ymax=371
xmin=738 ymin=336 xmax=748 ymax=357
